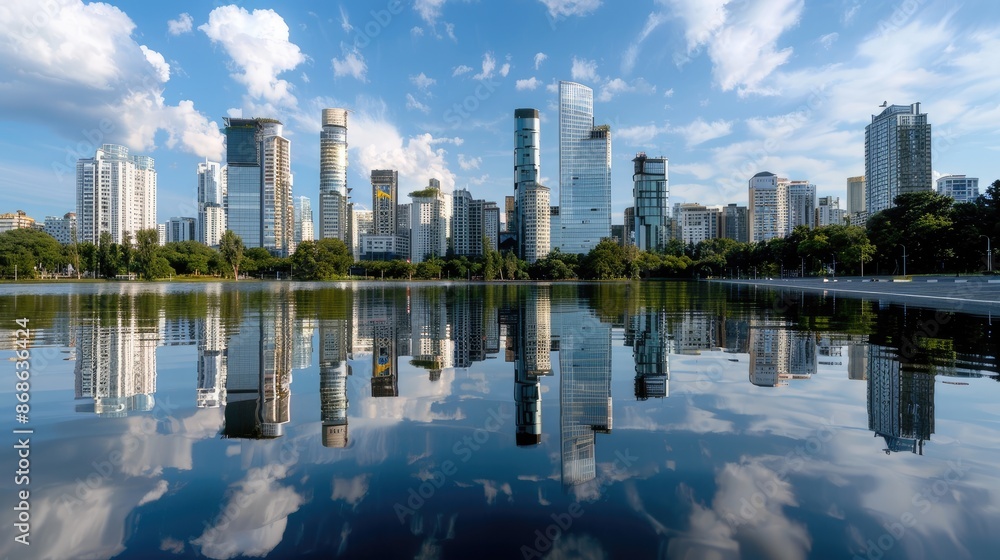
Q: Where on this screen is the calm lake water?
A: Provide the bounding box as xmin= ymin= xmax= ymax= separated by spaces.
xmin=1 ymin=281 xmax=998 ymax=560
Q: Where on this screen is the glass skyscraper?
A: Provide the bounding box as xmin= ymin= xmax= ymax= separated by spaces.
xmin=632 ymin=153 xmax=668 ymax=252
xmin=558 ymin=82 xmax=611 ymax=255
xmin=319 ymin=108 xmax=349 ymax=242
xmin=224 ymin=117 xmax=294 ymax=255
xmin=864 ymin=103 xmax=932 ymax=216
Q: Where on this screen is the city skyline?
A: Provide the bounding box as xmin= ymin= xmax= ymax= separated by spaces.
xmin=3 ymin=1 xmax=999 ymax=227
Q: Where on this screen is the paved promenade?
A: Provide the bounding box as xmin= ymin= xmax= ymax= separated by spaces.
xmin=712 ymin=276 xmax=1000 ymax=316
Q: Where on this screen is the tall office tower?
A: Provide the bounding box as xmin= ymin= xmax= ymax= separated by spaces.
xmin=74 ymin=305 xmax=159 ymax=416
xmin=557 ymin=300 xmax=612 ymax=487
xmin=224 ymin=117 xmax=294 ymax=255
xmin=846 ymin=175 xmax=866 ymax=219
xmin=559 ymin=81 xmax=611 ymax=255
xmin=786 ymin=181 xmax=817 ymax=232
xmin=817 ymin=196 xmax=847 ymax=226
xmin=409 ymin=180 xmax=450 ymax=263
xmin=514 ymin=286 xmax=552 ymax=446
xmin=76 ymin=144 xmax=157 ymax=244
xmin=722 ymin=203 xmax=748 ymax=243
xmin=319 ymin=108 xmax=349 ymax=242
xmin=867 ymin=345 xmax=934 ymax=454
xmin=319 ymin=316 xmax=350 ymax=447
xmin=632 ymin=309 xmax=669 ymax=400
xmin=549 ymin=206 xmax=561 ymax=250
xmin=865 ymin=103 xmax=932 ymax=216
xmin=371 ymin=170 xmax=398 ymax=235
xmin=675 ymin=203 xmax=722 ymax=245
xmin=632 ymin=153 xmax=669 ymax=252
xmin=197 ymin=160 xmax=226 ymax=246
xmin=514 ymin=108 xmax=550 ymax=262
xmin=396 ymin=202 xmax=411 ymax=258
xmin=749 ymin=171 xmax=786 ymax=242
xmin=42 ymin=212 xmax=76 ymax=244
xmin=936 ymin=175 xmax=979 ymax=203
xmin=293 ymin=196 xmax=315 ymax=245
xmin=452 ymin=189 xmax=473 ymax=256
xmin=623 ymin=207 xmax=635 ymax=245
xmin=196 ymin=313 xmax=228 ymax=408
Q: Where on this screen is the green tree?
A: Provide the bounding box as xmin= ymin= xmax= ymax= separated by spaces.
xmin=0 ymin=228 xmax=66 ymax=278
xmin=121 ymin=230 xmax=133 ymax=276
xmin=292 ymin=238 xmax=353 ymax=280
xmin=78 ymin=241 xmax=98 ymax=277
xmin=97 ymin=232 xmax=120 ymax=278
xmin=133 ymin=228 xmax=164 ymax=280
xmin=219 ymin=230 xmax=244 ymax=279
xmin=579 ymin=239 xmax=627 ymax=279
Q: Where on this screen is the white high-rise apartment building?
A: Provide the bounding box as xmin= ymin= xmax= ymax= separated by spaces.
xmin=294 ymin=196 xmax=315 ymax=245
xmin=749 ymin=172 xmax=785 ymax=242
xmin=558 ymin=82 xmax=611 ymax=255
xmin=817 ymin=196 xmax=847 ymax=227
xmin=936 ymin=175 xmax=979 ymax=203
xmin=76 ymin=144 xmax=156 ymax=244
xmin=197 ymin=160 xmax=225 ymax=246
xmin=786 ymin=180 xmax=817 ymax=232
xmin=319 ymin=108 xmax=349 ymax=242
xmin=865 ymin=103 xmax=932 ymax=215
xmin=675 ymin=203 xmax=722 ymax=245
xmin=410 ymin=180 xmax=450 ymax=263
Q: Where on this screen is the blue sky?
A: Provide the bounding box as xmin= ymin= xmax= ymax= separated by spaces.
xmin=2 ymin=0 xmax=999 ymax=226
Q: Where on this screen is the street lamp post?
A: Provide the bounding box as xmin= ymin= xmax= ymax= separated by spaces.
xmin=981 ymin=235 xmax=992 ymax=272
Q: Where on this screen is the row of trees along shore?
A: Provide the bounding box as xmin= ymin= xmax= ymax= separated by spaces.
xmin=2 ymin=186 xmax=999 ymax=281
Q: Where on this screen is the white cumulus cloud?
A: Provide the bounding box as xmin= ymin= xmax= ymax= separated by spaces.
xmin=458 ymin=154 xmax=482 ymax=170
xmin=571 ymin=57 xmax=599 ymax=83
xmin=200 ymin=6 xmax=306 ymax=107
xmin=410 ymin=72 xmax=436 ymax=91
xmin=332 ymin=48 xmax=368 ymax=81
xmin=473 ymin=52 xmax=497 ymax=80
xmin=139 ymin=45 xmax=170 ymax=82
xmin=673 ymin=118 xmax=734 ymax=146
xmin=453 ymin=64 xmax=473 ymax=76
xmin=516 ymin=77 xmax=542 ymax=91
xmin=406 ymin=93 xmax=430 ymax=113
xmin=534 ymin=52 xmax=548 ymax=69
xmin=167 ymin=13 xmax=193 ymax=35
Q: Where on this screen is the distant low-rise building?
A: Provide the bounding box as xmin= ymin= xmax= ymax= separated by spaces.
xmin=0 ymin=210 xmax=36 ymax=234
xmin=43 ymin=212 xmax=76 ymax=244
xmin=936 ymin=175 xmax=979 ymax=203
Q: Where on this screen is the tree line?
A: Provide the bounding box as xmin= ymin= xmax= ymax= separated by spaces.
xmin=2 ymin=181 xmax=997 ymax=281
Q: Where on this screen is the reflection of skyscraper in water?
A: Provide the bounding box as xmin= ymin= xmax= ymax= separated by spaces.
xmin=75 ymin=311 xmax=158 ymax=417
xmin=867 ymin=345 xmax=934 ymax=454
xmin=556 ymin=302 xmax=612 ymax=486
xmin=352 ymin=288 xmax=407 ymax=398
xmin=674 ymin=311 xmax=722 ymax=354
xmin=748 ymin=324 xmax=816 ymax=387
xmin=749 ymin=325 xmax=790 ymax=387
xmin=293 ymin=317 xmax=316 ymax=370
xmin=197 ymin=313 xmax=228 ymax=408
xmin=222 ymin=299 xmax=293 ymax=439
xmin=410 ymin=288 xmax=453 ymax=381
xmin=319 ymin=317 xmax=351 ymax=448
xmin=847 ymin=342 xmax=869 ymax=380
xmin=515 ymin=287 xmax=552 ymax=446
xmin=451 ymin=288 xmax=486 ymax=369
xmin=632 ymin=309 xmax=669 ymax=400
